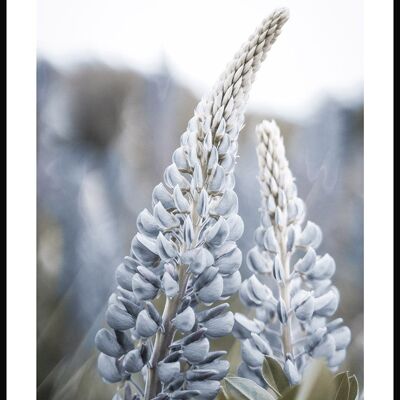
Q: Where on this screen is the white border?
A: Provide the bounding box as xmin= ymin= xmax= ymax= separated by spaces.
xmin=7 ymin=0 xmax=37 ymax=398
xmin=6 ymin=0 xmax=393 ymax=398
xmin=364 ymin=0 xmax=393 ymax=398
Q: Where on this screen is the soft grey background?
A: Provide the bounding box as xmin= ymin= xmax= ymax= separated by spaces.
xmin=37 ymin=2 xmax=363 ymax=399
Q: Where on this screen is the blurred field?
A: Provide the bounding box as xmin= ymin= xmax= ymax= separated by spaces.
xmin=37 ymin=60 xmax=363 ymax=400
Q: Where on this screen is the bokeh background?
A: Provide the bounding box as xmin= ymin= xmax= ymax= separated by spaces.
xmin=37 ymin=1 xmax=363 ymax=399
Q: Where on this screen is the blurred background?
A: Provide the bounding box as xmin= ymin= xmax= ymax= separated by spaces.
xmin=37 ymin=1 xmax=363 ymax=399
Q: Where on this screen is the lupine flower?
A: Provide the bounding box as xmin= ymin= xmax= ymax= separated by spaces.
xmin=235 ymin=120 xmax=351 ymax=386
xmin=95 ymin=10 xmax=289 ymax=400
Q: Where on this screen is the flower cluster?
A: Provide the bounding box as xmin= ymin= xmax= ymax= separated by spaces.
xmin=234 ymin=120 xmax=351 ymax=386
xmin=95 ymin=10 xmax=289 ymax=400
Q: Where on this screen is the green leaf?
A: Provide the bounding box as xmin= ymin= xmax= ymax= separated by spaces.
xmin=262 ymin=356 xmax=290 ymax=396
xmin=280 ymin=385 xmax=300 ymax=399
xmin=333 ymin=372 xmax=350 ymax=400
xmin=348 ymin=375 xmax=359 ymax=400
xmin=223 ymin=376 xmax=277 ymax=400
xmin=295 ymin=359 xmax=335 ymax=400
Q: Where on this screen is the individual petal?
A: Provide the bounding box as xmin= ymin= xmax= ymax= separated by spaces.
xmin=197 ymin=359 xmax=229 ymax=381
xmin=237 ymin=362 xmax=265 ymax=387
xmin=153 ymin=202 xmax=180 ymax=229
xmin=135 ymin=309 xmax=159 ymax=338
xmin=172 ymin=147 xmax=190 ymax=171
xmin=197 ymin=273 xmax=224 ymax=304
xmin=182 ymin=247 xmax=214 ymax=275
xmin=214 ymin=245 xmax=242 ymax=275
xmin=328 ymin=349 xmax=346 ymax=368
xmin=131 ymin=234 xmax=159 ymax=266
xmin=95 ymin=329 xmax=124 ymax=358
xmin=210 ymin=190 xmax=238 ymax=216
xmin=204 ymin=217 xmax=229 ymax=247
xmin=331 ymin=326 xmax=351 ymax=350
xmin=294 ymin=247 xmax=317 ymax=273
xmin=183 ymin=216 xmax=195 ymax=246
xmin=291 ymin=290 xmax=315 ymax=321
xmin=277 ymin=298 xmax=288 ymax=324
xmin=132 ymin=272 xmax=159 ymax=301
xmin=163 ymin=271 xmax=179 ymax=298
xmin=157 ymin=232 xmax=178 ymax=261
xmin=123 ymin=349 xmax=145 ymax=373
xmin=297 ymin=221 xmax=323 ymax=248
xmin=311 ymin=333 xmax=336 ymax=359
xmin=251 ymin=333 xmax=273 ymax=356
xmin=97 ymin=354 xmax=123 ymax=383
xmin=137 ymin=208 xmax=161 ymax=237
xmin=106 ymin=304 xmax=135 ymax=330
xmin=226 ymin=214 xmax=244 ymax=241
xmin=196 ymin=188 xmax=209 ymax=218
xmin=272 ymin=255 xmax=284 ymax=282
xmin=208 ymin=165 xmax=225 ymax=193
xmin=186 ymin=380 xmax=220 ymax=400
xmin=264 ymin=227 xmax=279 ymax=253
xmin=152 ymin=183 xmax=175 ymax=210
xmin=202 ymin=311 xmax=234 ymax=338
xmin=221 ymin=271 xmax=241 ymax=297
xmin=307 ymin=254 xmax=336 ymax=280
xmin=183 ymin=338 xmax=210 ymax=364
xmin=173 ymin=185 xmax=191 ymax=213
xmin=314 ymin=288 xmax=339 ymax=317
xmin=173 ymin=306 xmax=196 ymax=332
xmin=164 ymin=163 xmax=190 ymax=190
xmin=241 ymin=339 xmax=264 ymax=368
xmin=247 ymin=247 xmax=271 ymax=274
xmin=232 ymin=313 xmax=263 ymax=339
xmin=158 ymin=353 xmax=181 ymax=384
xmin=284 ymin=358 xmax=300 ymax=385
xmin=115 ymin=263 xmax=135 ymax=291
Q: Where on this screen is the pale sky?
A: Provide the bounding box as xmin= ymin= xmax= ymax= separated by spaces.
xmin=38 ymin=0 xmax=363 ymax=118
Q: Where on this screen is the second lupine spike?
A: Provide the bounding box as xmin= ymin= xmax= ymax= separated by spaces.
xmin=235 ymin=120 xmax=351 ymax=386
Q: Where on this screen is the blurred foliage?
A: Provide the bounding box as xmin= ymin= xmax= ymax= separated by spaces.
xmin=220 ymin=359 xmax=359 ymax=400
xmin=37 ymin=59 xmax=363 ymax=399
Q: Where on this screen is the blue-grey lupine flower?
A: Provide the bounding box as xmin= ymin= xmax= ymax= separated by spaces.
xmin=235 ymin=120 xmax=351 ymax=386
xmin=95 ymin=9 xmax=289 ymax=400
